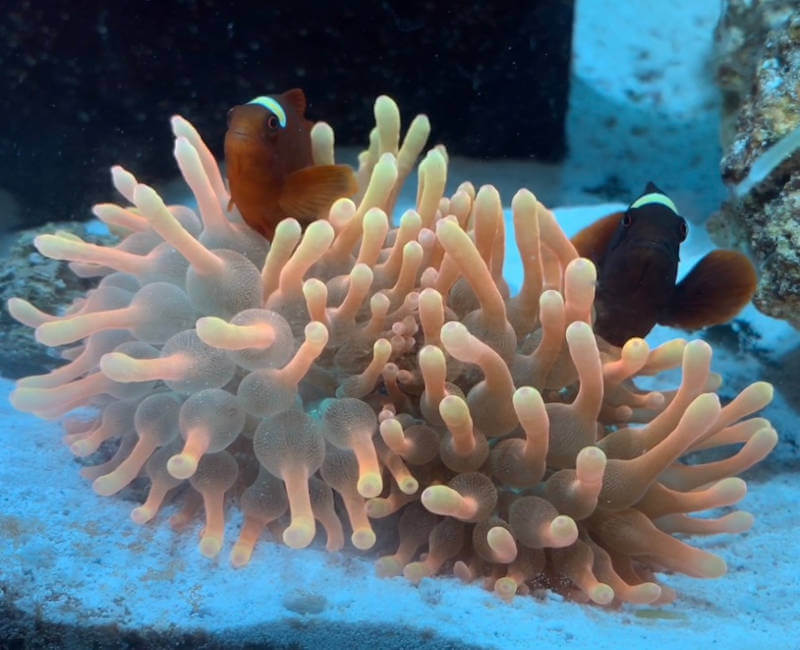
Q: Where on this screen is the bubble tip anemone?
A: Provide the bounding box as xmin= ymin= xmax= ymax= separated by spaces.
xmin=8 ymin=94 xmax=776 ymax=607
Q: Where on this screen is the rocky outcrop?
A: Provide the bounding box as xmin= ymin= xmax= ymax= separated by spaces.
xmin=709 ymin=0 xmax=800 ymax=327
xmin=0 ymin=223 xmax=112 ymax=378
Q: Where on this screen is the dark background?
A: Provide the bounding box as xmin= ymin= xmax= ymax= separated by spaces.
xmin=0 ymin=0 xmax=574 ymax=228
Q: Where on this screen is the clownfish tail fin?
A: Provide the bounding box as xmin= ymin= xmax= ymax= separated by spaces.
xmin=661 ymin=250 xmax=757 ymax=329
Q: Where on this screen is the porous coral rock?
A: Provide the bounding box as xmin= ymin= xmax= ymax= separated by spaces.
xmin=7 ymin=96 xmax=778 ymax=606
xmin=714 ymin=0 xmax=800 ymax=151
xmin=711 ymin=0 xmax=800 ymax=326
xmin=0 ymin=222 xmax=117 ymax=379
xmin=710 ymin=172 xmax=800 ymax=327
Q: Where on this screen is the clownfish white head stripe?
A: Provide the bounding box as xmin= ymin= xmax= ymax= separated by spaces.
xmin=247 ymin=96 xmax=287 ymax=128
xmin=630 ymin=191 xmax=678 ymax=214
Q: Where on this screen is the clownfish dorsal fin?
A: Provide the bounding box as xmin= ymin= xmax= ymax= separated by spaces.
xmin=660 ymin=249 xmax=757 ymax=329
xmin=278 ymin=164 xmax=358 ymax=221
xmin=281 ymin=88 xmax=308 ymax=117
xmin=630 ymin=181 xmax=679 ymax=214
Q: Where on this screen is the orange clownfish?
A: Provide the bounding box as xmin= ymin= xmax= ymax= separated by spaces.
xmin=571 ymin=182 xmax=757 ymax=346
xmin=225 ymin=89 xmax=358 ymax=239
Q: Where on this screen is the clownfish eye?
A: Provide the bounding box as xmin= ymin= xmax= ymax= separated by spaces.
xmin=622 ymin=212 xmax=633 ymax=227
xmin=678 ymin=218 xmax=688 ymax=241
xmin=266 ymin=114 xmax=280 ymax=131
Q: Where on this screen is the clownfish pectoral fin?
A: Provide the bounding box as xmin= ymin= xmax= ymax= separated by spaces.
xmin=278 ymin=165 xmax=359 ymax=221
xmin=660 ymin=250 xmax=758 ymax=330
xmin=571 ymin=211 xmax=624 ymax=263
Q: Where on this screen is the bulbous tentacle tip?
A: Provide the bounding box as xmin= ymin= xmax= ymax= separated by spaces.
xmin=351 ymin=528 xmax=377 ymax=551
xmin=700 ymin=555 xmax=727 ymax=579
xmin=486 ymin=526 xmax=517 ymax=564
xmin=130 ymin=506 xmax=154 ymax=525
xmin=230 ymin=544 xmax=253 ymax=568
xmin=375 ymin=556 xmax=403 ymax=578
xmin=550 ymin=515 xmax=579 ymax=547
xmin=199 ymin=535 xmax=223 ymax=558
xmin=167 ymin=454 xmax=198 ymax=480
xmin=589 ymin=583 xmax=615 ymax=606
xmin=356 ymin=473 xmax=383 ymax=499
xmin=282 ymin=518 xmax=316 ymax=550
xmin=494 ymin=576 xmax=519 ymax=602
xmin=92 ymin=475 xmax=122 ymax=497
xmin=402 ymin=561 xmax=431 ymax=585
xmin=632 ymin=582 xmax=662 ymax=604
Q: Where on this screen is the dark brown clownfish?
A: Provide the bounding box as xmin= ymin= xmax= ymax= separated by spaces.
xmin=571 ymin=182 xmax=757 ymax=346
xmin=225 ymin=89 xmax=358 ymax=239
